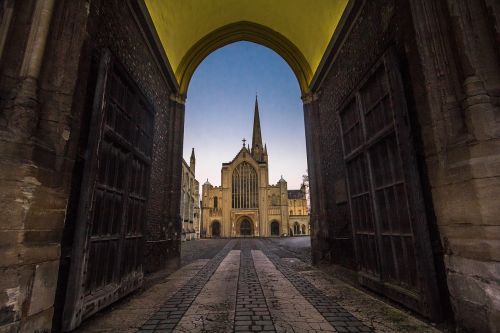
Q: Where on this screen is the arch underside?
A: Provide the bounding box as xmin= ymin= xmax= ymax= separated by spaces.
xmin=177 ymin=21 xmax=312 ymax=96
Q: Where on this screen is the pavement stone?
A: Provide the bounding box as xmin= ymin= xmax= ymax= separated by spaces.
xmin=235 ymin=241 xmax=276 ymax=333
xmin=256 ymin=240 xmax=373 ymax=333
xmin=138 ymin=240 xmax=237 ymax=332
xmin=252 ymin=250 xmax=335 ymax=333
xmin=77 ymin=238 xmax=443 ymax=333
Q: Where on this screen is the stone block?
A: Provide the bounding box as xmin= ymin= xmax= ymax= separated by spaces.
xmin=19 ymin=307 xmax=53 ymax=333
xmin=452 ymin=295 xmax=490 ymax=333
xmin=446 ymin=237 xmax=500 ymax=262
xmin=0 ymin=249 xmax=19 ymax=269
xmin=432 ymin=181 xmax=481 ymax=225
xmin=0 ymin=183 xmax=29 ymax=230
xmin=447 ymin=271 xmax=487 ymax=306
xmin=0 ymin=269 xmax=23 ymax=326
xmin=426 ymin=145 xmax=473 ymax=187
xmin=25 ymin=208 xmax=66 ymax=231
xmin=28 ymin=187 xmax=67 ymax=211
xmin=0 ymin=231 xmax=21 ymax=249
xmin=468 ymin=140 xmax=500 ymax=179
xmin=23 ymin=230 xmax=62 ymax=245
xmin=0 ymin=321 xmax=20 ymax=333
xmin=27 ymin=260 xmax=59 ymax=316
xmin=465 ymin=101 xmax=500 ymax=141
xmin=20 ymin=244 xmax=60 ymax=266
xmin=445 ymin=254 xmax=500 ymax=333
xmin=0 ymin=231 xmax=22 ymax=268
xmin=474 ymin=177 xmax=500 ymax=225
xmin=0 ymin=160 xmax=37 ymax=183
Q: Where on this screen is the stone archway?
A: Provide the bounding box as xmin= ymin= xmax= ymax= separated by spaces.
xmin=237 ymin=217 xmax=254 ymax=237
xmin=270 ymin=221 xmax=280 ymax=236
xmin=176 ymin=21 xmax=312 ymax=96
xmin=211 ymin=221 xmax=221 ymax=237
xmin=293 ymin=222 xmax=300 ymax=235
xmin=239 ymin=219 xmax=252 ymax=236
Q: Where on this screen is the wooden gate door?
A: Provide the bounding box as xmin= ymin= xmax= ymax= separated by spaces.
xmin=63 ymin=50 xmax=154 ymax=331
xmin=339 ymin=49 xmax=441 ymax=318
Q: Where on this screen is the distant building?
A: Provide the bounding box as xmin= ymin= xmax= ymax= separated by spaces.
xmin=201 ymin=97 xmax=309 ymax=237
xmin=180 ymin=148 xmax=200 ymax=241
xmin=288 ymin=184 xmax=310 ymax=236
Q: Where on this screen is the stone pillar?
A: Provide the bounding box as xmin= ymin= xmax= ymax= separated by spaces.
xmin=0 ymin=1 xmax=88 ymax=331
xmin=165 ymin=93 xmax=185 ymax=265
xmin=409 ymin=0 xmax=500 ymax=331
xmin=302 ymin=92 xmax=327 ymax=264
xmin=7 ymin=0 xmax=55 ymax=141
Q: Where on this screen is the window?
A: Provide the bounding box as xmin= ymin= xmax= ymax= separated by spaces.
xmin=213 ymin=196 xmax=218 ymax=209
xmin=232 ymin=162 xmax=258 ymax=208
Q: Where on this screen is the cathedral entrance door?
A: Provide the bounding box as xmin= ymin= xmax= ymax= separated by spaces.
xmin=271 ymin=221 xmax=280 ymax=236
xmin=211 ymin=221 xmax=221 ymax=237
xmin=240 ymin=219 xmax=252 ymax=236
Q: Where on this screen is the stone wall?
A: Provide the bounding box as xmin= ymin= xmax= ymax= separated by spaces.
xmin=309 ymin=0 xmax=500 ymax=331
xmin=0 ymin=1 xmax=90 ymax=331
xmin=0 ymin=0 xmax=181 ymax=331
xmin=83 ymin=0 xmax=181 ymax=273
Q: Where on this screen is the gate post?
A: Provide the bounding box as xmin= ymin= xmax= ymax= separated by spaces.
xmin=302 ymin=92 xmax=328 ymax=264
xmin=163 ymin=93 xmax=185 ymax=268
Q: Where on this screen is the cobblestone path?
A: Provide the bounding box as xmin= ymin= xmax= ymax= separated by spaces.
xmin=79 ymin=239 xmax=441 ymax=333
xmin=257 ymin=241 xmax=371 ymax=333
xmin=138 ymin=240 xmax=237 ymax=332
xmin=234 ymin=241 xmax=275 ymax=332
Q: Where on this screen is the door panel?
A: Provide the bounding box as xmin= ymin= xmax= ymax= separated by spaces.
xmin=63 ymin=50 xmax=154 ymax=331
xmin=340 ymin=49 xmax=440 ymax=315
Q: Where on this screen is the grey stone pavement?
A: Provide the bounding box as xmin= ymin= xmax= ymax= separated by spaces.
xmin=76 ymin=238 xmax=442 ymax=333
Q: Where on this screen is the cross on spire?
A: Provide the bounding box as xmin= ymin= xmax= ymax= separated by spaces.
xmin=242 ymin=138 xmax=246 ymax=147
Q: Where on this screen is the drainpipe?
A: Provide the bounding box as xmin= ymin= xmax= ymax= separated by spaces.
xmin=11 ymin=0 xmax=56 ymax=140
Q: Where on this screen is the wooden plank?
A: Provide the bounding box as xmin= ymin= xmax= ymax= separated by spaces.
xmin=62 ymin=49 xmax=112 ymax=331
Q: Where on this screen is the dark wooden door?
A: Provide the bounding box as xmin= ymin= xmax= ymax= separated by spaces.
xmin=271 ymin=221 xmax=280 ymax=236
xmin=339 ymin=49 xmax=441 ymax=316
xmin=63 ymin=50 xmax=154 ymax=331
xmin=240 ymin=219 xmax=252 ymax=236
xmin=212 ymin=221 xmax=221 ymax=237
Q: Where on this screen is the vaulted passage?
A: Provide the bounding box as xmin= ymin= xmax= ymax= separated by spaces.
xmin=0 ymin=1 xmax=499 ymax=332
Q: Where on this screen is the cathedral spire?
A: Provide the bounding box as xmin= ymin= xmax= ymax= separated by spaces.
xmin=190 ymin=148 xmax=196 ymax=174
xmin=251 ymin=95 xmax=264 ymax=161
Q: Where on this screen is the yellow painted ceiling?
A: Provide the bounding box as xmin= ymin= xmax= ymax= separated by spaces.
xmin=144 ymin=0 xmax=348 ymax=89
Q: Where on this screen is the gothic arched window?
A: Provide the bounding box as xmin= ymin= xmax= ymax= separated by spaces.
xmin=213 ymin=196 xmax=218 ymax=209
xmin=232 ymin=162 xmax=258 ymax=209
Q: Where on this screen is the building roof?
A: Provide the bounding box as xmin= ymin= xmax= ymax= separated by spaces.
xmin=288 ymin=189 xmax=305 ymax=199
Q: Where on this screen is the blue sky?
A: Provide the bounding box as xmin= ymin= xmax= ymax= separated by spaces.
xmin=183 ymin=41 xmax=307 ymax=189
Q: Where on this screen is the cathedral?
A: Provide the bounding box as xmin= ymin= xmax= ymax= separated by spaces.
xmin=201 ymin=98 xmax=309 ymax=238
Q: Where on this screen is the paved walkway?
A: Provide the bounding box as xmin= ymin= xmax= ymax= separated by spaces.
xmin=77 ymin=239 xmax=442 ymax=333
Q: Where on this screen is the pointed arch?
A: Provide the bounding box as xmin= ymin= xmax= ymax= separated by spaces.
xmin=177 ymin=21 xmax=312 ymax=96
xmin=232 ymin=162 xmax=258 ymax=209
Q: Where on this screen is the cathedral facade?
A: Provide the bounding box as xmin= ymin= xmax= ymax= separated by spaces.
xmin=180 ymin=149 xmax=200 ymax=241
xmin=201 ymin=98 xmax=309 ymax=238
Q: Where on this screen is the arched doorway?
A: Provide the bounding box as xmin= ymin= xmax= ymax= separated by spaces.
xmin=293 ymin=222 xmax=300 ymax=235
xmin=239 ymin=218 xmax=253 ymax=237
xmin=270 ymin=221 xmax=280 ymax=236
xmin=211 ymin=221 xmax=221 ymax=237
xmin=301 ymin=224 xmax=306 ymax=235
